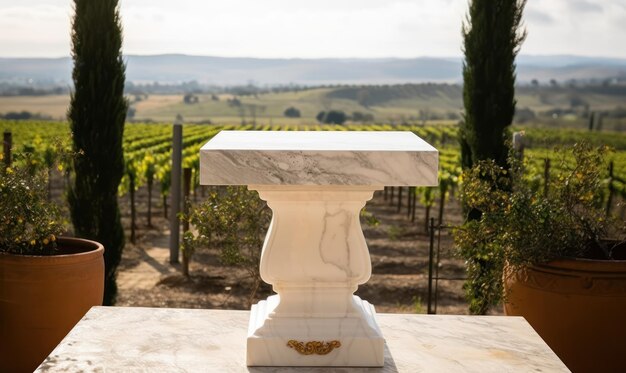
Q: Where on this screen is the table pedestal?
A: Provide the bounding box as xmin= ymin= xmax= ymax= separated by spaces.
xmin=199 ymin=130 xmax=440 ymax=367
xmin=246 ymin=186 xmax=384 ymax=366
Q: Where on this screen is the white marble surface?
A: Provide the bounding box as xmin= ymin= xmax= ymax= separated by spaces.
xmin=37 ymin=307 xmax=569 ymax=372
xmin=198 ymin=131 xmax=439 ymax=366
xmin=248 ymin=296 xmax=384 ymax=366
xmin=247 ymin=186 xmax=385 ymax=366
xmin=199 ymin=131 xmax=438 ymax=186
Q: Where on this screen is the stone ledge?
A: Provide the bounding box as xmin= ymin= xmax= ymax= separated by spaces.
xmin=37 ymin=306 xmax=568 ymax=372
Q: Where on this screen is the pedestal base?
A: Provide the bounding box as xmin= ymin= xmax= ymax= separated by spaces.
xmin=246 ymin=295 xmax=384 ymax=367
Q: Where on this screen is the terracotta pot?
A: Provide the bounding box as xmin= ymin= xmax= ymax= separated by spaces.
xmin=0 ymin=237 xmax=104 ymax=373
xmin=504 ymin=258 xmax=626 ymax=373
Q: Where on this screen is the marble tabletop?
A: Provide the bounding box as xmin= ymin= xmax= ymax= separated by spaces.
xmin=199 ymin=131 xmax=438 ymax=186
xmin=37 ymin=307 xmax=568 ymax=372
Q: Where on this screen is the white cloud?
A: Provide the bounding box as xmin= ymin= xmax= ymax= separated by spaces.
xmin=568 ymin=0 xmax=603 ymax=13
xmin=521 ymin=0 xmax=626 ymax=58
xmin=0 ymin=0 xmax=624 ymax=58
xmin=120 ymin=0 xmax=467 ymax=58
xmin=525 ymin=9 xmax=555 ymax=25
xmin=124 ymin=0 xmax=465 ymax=57
xmin=0 ymin=3 xmax=70 ymax=56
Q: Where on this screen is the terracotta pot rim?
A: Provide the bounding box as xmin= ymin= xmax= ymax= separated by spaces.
xmin=0 ymin=236 xmax=103 ymax=266
xmin=531 ymin=256 xmax=626 ymax=273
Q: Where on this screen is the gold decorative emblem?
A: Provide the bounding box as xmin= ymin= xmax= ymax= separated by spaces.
xmin=286 ymin=340 xmax=341 ymax=355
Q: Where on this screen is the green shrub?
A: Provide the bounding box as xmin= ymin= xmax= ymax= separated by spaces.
xmin=454 ymin=143 xmax=623 ymax=314
xmin=283 ymin=107 xmax=301 ymax=118
xmin=0 ymin=165 xmax=66 ymax=255
xmin=183 ymin=186 xmax=271 ymax=301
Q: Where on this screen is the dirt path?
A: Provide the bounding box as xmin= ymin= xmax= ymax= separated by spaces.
xmin=117 ymin=233 xmax=177 ymax=291
xmin=115 ymin=187 xmax=472 ymax=314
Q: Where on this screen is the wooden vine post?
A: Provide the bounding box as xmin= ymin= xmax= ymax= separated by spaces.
xmin=129 ymin=168 xmax=136 ymax=244
xmin=182 ymin=167 xmax=192 ymax=277
xmin=169 ymin=121 xmax=182 ymax=264
xmin=3 ymin=131 xmax=11 ymax=169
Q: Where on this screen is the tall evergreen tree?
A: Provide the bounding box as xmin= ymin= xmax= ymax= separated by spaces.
xmin=460 ymin=0 xmax=527 ymax=170
xmin=68 ymin=0 xmax=127 ymax=305
xmin=459 ymin=0 xmax=526 ymax=315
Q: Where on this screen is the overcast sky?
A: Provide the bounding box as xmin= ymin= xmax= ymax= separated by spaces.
xmin=0 ymin=0 xmax=625 ymax=59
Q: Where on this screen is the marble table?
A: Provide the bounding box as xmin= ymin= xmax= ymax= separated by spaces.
xmin=37 ymin=307 xmax=569 ymax=372
xmin=199 ymin=131 xmax=438 ymax=366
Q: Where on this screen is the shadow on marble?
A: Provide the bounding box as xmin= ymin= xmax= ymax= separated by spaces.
xmin=247 ymin=342 xmax=398 ymax=373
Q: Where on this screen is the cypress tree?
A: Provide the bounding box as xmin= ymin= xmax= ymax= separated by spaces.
xmin=68 ymin=0 xmax=127 ymax=305
xmin=459 ymin=0 xmax=526 ymax=315
xmin=460 ymin=0 xmax=527 ymax=170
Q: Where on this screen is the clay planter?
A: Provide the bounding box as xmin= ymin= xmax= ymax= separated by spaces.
xmin=504 ymin=258 xmax=626 ymax=372
xmin=0 ymin=237 xmax=104 ymax=373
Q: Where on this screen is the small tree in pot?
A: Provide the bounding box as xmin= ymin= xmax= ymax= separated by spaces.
xmin=0 ymin=163 xmax=104 ymax=372
xmin=454 ymin=142 xmax=625 ymax=371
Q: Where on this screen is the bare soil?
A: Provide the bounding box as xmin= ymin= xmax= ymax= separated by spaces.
xmin=115 ymin=184 xmax=474 ymax=315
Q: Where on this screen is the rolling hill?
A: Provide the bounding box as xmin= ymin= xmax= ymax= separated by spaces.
xmin=1 ymin=54 xmax=626 ymax=86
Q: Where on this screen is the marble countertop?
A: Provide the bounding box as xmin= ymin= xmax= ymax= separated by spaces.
xmin=200 ymin=131 xmax=438 ymax=186
xmin=201 ymin=131 xmax=437 ymax=152
xmin=37 ymin=307 xmax=568 ymax=372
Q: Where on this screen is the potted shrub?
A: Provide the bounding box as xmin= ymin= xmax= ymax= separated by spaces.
xmin=454 ymin=143 xmax=626 ymax=372
xmin=0 ymin=163 xmax=104 ymax=372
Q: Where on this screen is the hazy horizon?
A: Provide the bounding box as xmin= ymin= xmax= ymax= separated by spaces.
xmin=0 ymin=0 xmax=625 ymax=59
xmin=2 ymin=53 xmax=626 ymax=62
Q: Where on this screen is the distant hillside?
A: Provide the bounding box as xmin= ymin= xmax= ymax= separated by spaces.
xmin=2 ymin=83 xmax=626 ymax=131
xmin=1 ymin=54 xmax=626 ymax=86
xmin=326 ymin=84 xmax=463 ymax=107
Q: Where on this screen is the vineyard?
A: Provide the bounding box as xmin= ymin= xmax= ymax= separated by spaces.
xmin=3 ymin=119 xmax=626 ymax=313
xmin=3 ymin=120 xmax=626 ymax=253
xmin=3 ymin=120 xmax=626 ymax=213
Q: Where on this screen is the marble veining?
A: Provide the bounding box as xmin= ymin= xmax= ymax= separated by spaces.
xmin=198 ymin=131 xmax=439 ymax=366
xmin=246 ymin=186 xmax=384 ymax=366
xmin=319 ymin=206 xmax=355 ymax=278
xmin=200 ymin=131 xmax=438 ymax=186
xmin=37 ymin=307 xmax=569 ymax=372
